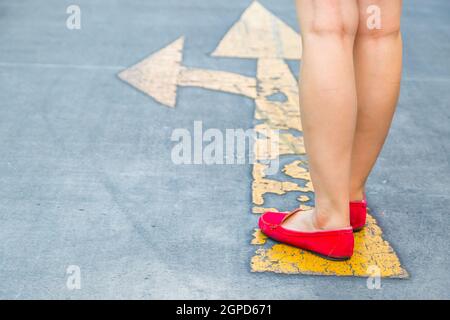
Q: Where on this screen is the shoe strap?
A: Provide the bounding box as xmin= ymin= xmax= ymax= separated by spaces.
xmin=279 ymin=207 xmax=303 ymax=225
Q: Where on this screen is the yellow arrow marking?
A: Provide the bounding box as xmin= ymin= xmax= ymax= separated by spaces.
xmin=118 ymin=37 xmax=184 ymax=108
xmin=179 ymin=67 xmax=257 ymax=100
xmin=212 ymin=1 xmax=302 ymax=60
xmin=118 ymin=37 xmax=256 ymax=108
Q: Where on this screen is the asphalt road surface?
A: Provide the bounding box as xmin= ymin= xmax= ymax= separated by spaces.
xmin=0 ymin=0 xmax=449 ymax=299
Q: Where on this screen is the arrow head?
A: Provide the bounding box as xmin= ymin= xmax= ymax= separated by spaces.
xmin=118 ymin=37 xmax=184 ymax=108
xmin=212 ymin=1 xmax=302 ymax=60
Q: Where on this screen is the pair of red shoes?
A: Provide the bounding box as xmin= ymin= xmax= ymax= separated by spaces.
xmin=258 ymin=198 xmax=367 ymax=261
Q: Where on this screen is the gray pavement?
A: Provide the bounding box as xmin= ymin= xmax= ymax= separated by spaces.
xmin=0 ymin=0 xmax=450 ymax=299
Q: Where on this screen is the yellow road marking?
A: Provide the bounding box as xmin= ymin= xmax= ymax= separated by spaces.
xmin=118 ymin=37 xmax=257 ymax=108
xmin=179 ymin=68 xmax=257 ymax=99
xmin=212 ymin=1 xmax=302 ymax=60
xmin=251 ymin=228 xmax=268 ymax=245
xmin=118 ymin=37 xmax=184 ymax=107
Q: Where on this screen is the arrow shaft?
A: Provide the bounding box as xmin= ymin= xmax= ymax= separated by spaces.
xmin=179 ymin=67 xmax=257 ymax=99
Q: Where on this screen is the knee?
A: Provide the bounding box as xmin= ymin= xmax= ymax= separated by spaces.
xmin=301 ymin=1 xmax=359 ymax=39
xmin=357 ymin=21 xmax=401 ymax=39
xmin=308 ymin=20 xmax=358 ymax=39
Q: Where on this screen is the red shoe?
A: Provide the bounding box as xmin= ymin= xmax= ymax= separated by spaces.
xmin=258 ymin=209 xmax=354 ymax=261
xmin=350 ymin=195 xmax=367 ymax=231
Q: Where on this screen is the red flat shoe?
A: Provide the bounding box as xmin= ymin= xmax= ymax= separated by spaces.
xmin=258 ymin=209 xmax=354 ymax=261
xmin=350 ymin=195 xmax=367 ymax=231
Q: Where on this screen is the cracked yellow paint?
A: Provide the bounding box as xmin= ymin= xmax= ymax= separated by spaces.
xmin=283 ymin=160 xmax=310 ymax=179
xmin=252 ymin=162 xmax=314 ymax=206
xmin=299 ymin=204 xmax=314 ymax=211
xmin=252 ymin=207 xmax=278 ymax=214
xmin=297 ymin=195 xmax=310 ymax=202
xmin=254 ymin=124 xmax=305 ymax=160
xmin=255 ymin=59 xmax=302 ymax=132
xmin=252 ymin=163 xmax=314 ymax=206
xmin=282 ymin=160 xmax=314 ymax=193
xmin=251 ymin=228 xmax=268 ymax=245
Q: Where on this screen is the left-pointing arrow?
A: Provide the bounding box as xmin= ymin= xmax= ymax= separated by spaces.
xmin=118 ymin=37 xmax=257 ymax=108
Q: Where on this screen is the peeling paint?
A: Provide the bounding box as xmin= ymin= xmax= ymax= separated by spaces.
xmin=255 ymin=59 xmax=302 ymax=132
xmin=252 ymin=207 xmax=278 ymax=214
xmin=251 ymin=228 xmax=268 ymax=245
xmin=252 ymin=162 xmax=305 ymax=206
xmin=297 ymin=195 xmax=310 ymax=202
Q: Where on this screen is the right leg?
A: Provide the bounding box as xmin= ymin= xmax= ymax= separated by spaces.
xmin=284 ymin=0 xmax=359 ymax=231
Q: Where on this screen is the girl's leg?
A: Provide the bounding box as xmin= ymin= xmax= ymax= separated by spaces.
xmin=284 ymin=0 xmax=359 ymax=231
xmin=350 ymin=0 xmax=403 ymax=201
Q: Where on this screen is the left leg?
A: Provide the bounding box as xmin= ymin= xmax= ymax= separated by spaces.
xmin=350 ymin=0 xmax=403 ymax=200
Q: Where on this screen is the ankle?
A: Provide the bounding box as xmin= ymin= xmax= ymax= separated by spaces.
xmin=349 ymin=187 xmax=365 ymax=202
xmin=313 ymin=208 xmax=350 ymax=230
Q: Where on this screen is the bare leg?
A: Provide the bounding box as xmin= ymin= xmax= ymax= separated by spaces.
xmin=285 ymin=0 xmax=359 ymax=231
xmin=350 ymin=0 xmax=403 ymax=200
